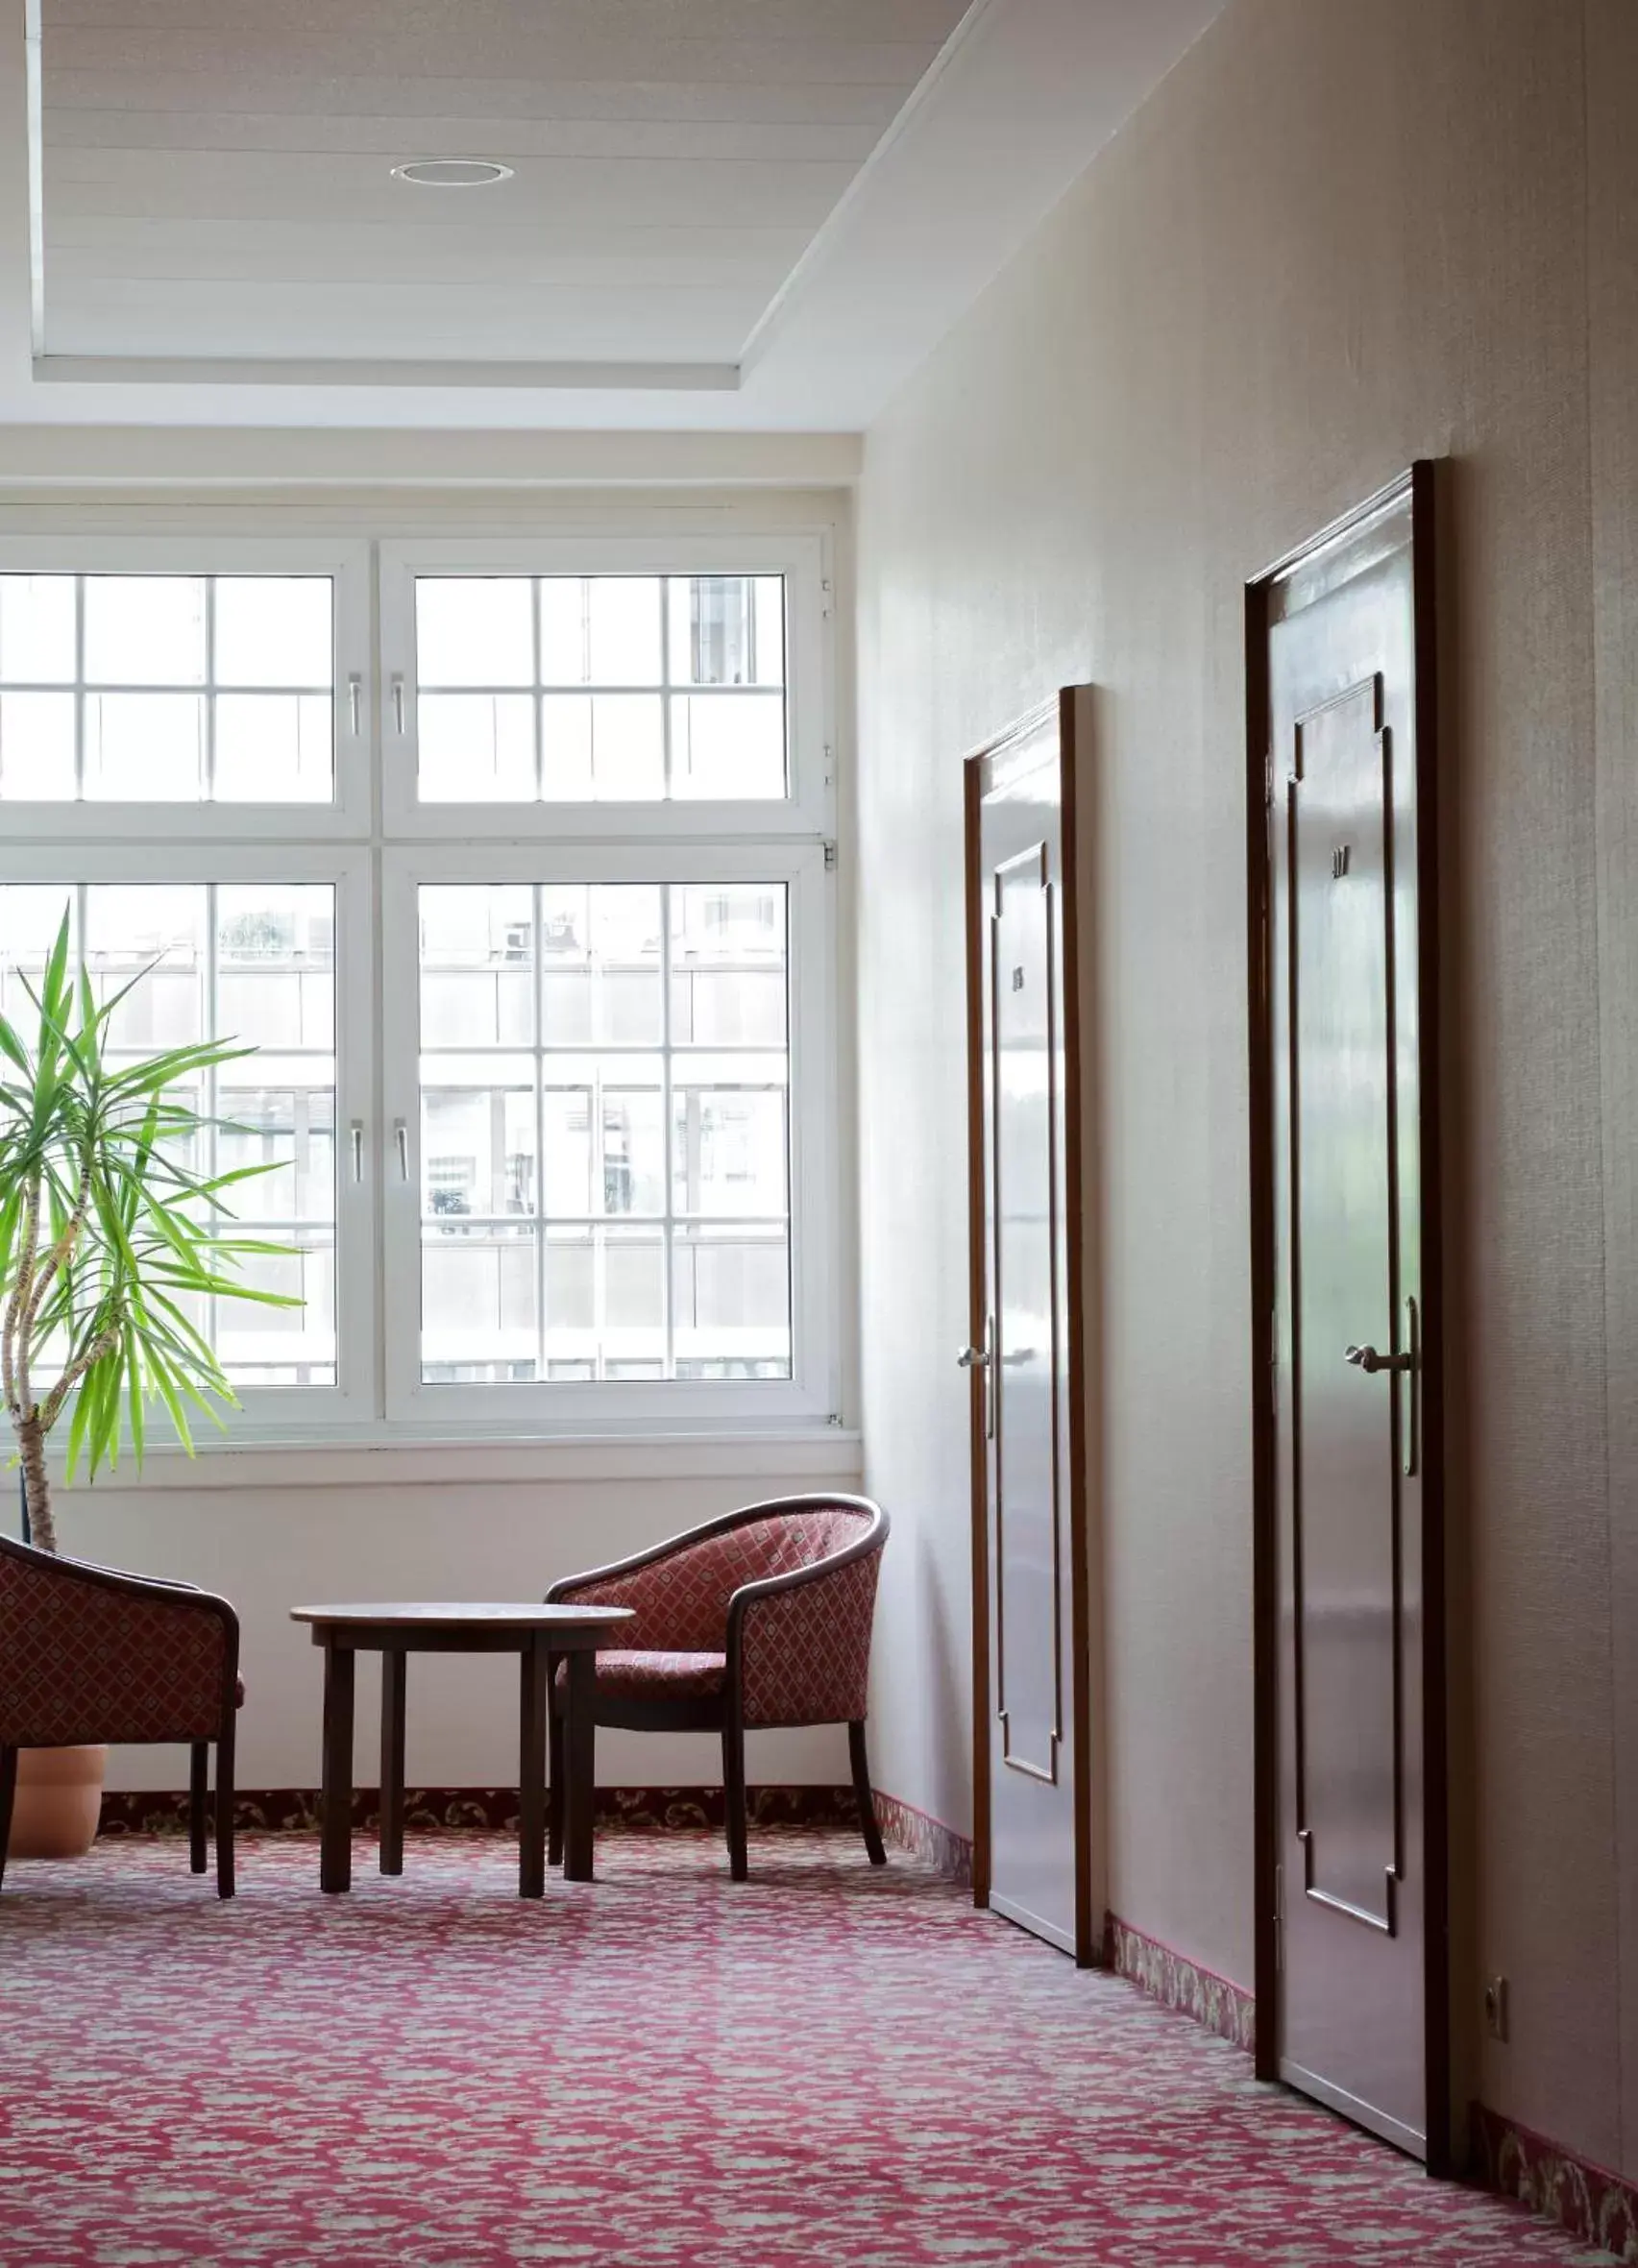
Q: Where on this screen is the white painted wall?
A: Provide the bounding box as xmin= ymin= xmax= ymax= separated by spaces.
xmin=855 ymin=0 xmax=1638 ymax=2180
xmin=55 ymin=1442 xmax=863 ymax=1792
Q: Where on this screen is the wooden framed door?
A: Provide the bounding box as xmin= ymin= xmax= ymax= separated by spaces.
xmin=1247 ymin=465 xmax=1449 ymax=2166
xmin=965 ymin=689 xmax=1094 ymax=1964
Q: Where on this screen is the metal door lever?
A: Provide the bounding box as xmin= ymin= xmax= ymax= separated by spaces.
xmin=957 ymin=1345 xmax=990 ymax=1369
xmin=1345 ymin=1343 xmax=1411 ymax=1374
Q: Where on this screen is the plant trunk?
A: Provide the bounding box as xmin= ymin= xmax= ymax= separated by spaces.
xmin=15 ymin=1412 xmax=55 ymax=1553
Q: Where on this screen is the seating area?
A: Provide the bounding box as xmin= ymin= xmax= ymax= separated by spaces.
xmin=1 ymin=1495 xmax=891 ymax=1900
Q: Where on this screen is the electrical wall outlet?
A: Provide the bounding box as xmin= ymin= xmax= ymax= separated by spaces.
xmin=1483 ymin=1975 xmax=1509 ymax=2042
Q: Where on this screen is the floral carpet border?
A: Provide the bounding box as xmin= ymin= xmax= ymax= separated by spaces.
xmin=1105 ymin=1912 xmax=1257 ymax=2053
xmin=1471 ymin=2101 xmax=1638 ymax=2260
xmin=99 ymin=1785 xmax=867 ymax=1837
xmin=871 ymin=1792 xmax=972 ymax=1885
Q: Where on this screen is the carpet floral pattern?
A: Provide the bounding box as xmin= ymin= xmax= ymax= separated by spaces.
xmin=0 ymin=1832 xmax=1615 ymax=2266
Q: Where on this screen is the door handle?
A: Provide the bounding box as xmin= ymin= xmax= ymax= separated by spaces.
xmin=1344 ymin=1343 xmax=1411 ymax=1375
xmin=957 ymin=1345 xmax=990 ymax=1369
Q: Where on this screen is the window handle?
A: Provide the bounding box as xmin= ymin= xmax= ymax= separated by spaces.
xmin=391 ymin=672 xmax=405 ymax=734
xmin=394 ymin=1117 xmax=409 ymax=1182
xmin=350 ymin=1120 xmax=364 ymax=1183
xmin=348 ymin=672 xmax=361 ymax=736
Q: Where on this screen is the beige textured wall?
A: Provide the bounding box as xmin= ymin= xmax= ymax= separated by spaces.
xmin=855 ymin=0 xmax=1635 ymax=2171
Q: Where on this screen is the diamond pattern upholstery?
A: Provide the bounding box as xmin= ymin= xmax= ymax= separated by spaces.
xmin=0 ymin=1541 xmax=236 ymax=1747
xmin=740 ymin=1549 xmax=882 ymax=1728
xmin=551 ymin=1501 xmax=884 ymax=1727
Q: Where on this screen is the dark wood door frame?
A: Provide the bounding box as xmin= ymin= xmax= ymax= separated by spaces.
xmin=965 ymin=687 xmax=1094 ymax=1953
xmin=1244 ymin=462 xmax=1451 ymax=2171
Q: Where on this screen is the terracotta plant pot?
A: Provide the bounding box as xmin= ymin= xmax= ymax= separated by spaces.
xmin=6 ymin=1744 xmax=108 ymax=1860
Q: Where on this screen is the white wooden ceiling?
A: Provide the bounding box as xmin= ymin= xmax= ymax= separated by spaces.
xmin=37 ymin=0 xmax=971 ymax=367
xmin=0 ymin=0 xmax=1228 ymax=433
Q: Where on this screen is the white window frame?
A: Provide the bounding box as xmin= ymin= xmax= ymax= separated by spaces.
xmin=378 ymin=534 xmax=832 ymax=841
xmin=0 ymin=841 xmax=378 ymax=1435
xmin=0 ymin=535 xmax=373 ymax=840
xmin=381 ymin=839 xmax=837 ymax=1432
xmin=0 ymin=522 xmax=844 ymax=1448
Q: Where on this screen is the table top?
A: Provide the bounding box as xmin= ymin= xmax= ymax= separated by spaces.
xmin=290 ymin=1602 xmax=634 ymax=1629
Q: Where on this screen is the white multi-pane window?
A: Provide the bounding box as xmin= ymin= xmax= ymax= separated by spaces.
xmin=0 ymin=531 xmax=838 ymax=1440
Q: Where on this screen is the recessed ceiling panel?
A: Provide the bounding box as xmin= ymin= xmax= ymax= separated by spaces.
xmin=38 ymin=0 xmax=972 ymax=366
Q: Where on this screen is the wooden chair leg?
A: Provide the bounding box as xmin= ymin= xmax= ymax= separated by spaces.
xmin=722 ymin=1717 xmax=748 ymax=1882
xmin=215 ymin=1723 xmax=236 ymax=1900
xmin=189 ymin=1742 xmax=210 ymax=1873
xmin=547 ymin=1698 xmax=565 ymax=1868
xmin=0 ymin=1746 xmax=15 ymax=1894
xmin=849 ymin=1719 xmax=888 ymax=1866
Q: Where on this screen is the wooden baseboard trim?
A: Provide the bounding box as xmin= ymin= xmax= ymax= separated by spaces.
xmin=1105 ymin=1911 xmax=1257 ymax=2053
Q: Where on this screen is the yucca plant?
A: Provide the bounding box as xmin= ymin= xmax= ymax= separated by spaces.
xmin=0 ymin=908 xmax=301 ymax=1553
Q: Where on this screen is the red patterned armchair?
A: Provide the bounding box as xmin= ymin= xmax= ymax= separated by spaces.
xmin=546 ymin=1494 xmax=890 ymax=1880
xmin=0 ymin=1533 xmax=242 ymax=1898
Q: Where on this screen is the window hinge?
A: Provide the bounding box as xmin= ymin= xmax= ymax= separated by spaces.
xmin=823 ymin=841 xmax=838 ymax=872
xmin=827 ymin=1411 xmax=843 ymax=1427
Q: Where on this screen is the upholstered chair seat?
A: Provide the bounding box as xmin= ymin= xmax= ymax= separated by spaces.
xmin=0 ymin=1533 xmax=241 ymax=1897
xmin=555 ymin=1649 xmax=728 ymax=1702
xmin=545 ymin=1493 xmax=890 ymax=1879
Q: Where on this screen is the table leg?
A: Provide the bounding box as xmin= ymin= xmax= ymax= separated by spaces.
xmin=563 ymin=1647 xmax=597 ymax=1884
xmin=519 ymin=1634 xmax=548 ymax=1900
xmin=320 ymin=1641 xmax=356 ymax=1894
xmin=379 ymin=1648 xmax=406 ymax=1876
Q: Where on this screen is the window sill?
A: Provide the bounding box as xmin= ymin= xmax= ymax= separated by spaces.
xmin=52 ymin=1428 xmax=864 ymax=1495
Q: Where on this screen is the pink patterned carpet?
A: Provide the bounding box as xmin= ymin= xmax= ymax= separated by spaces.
xmin=0 ymin=1831 xmax=1609 ymax=2266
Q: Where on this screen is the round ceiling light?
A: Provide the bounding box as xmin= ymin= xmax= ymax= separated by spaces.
xmin=391 ymin=159 xmax=514 ymax=187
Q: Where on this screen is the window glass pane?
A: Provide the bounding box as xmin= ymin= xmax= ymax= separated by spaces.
xmin=211 ymin=1237 xmax=335 ymax=1387
xmin=0 ymin=575 xmax=76 ymax=683
xmin=668 ymin=575 xmax=785 ymax=689
xmin=216 ymin=885 xmax=335 ymax=1052
xmin=599 ymin=1067 xmax=665 ymax=1216
xmin=421 ymin=1070 xmax=537 ymax=1219
xmin=671 ymin=692 xmax=786 ymax=799
xmin=422 ymin=1223 xmax=538 ymax=1383
xmin=219 ymin=1081 xmax=335 ymax=1224
xmin=541 ymin=692 xmax=663 ymax=800
xmin=670 ymin=884 xmax=787 ymax=1046
xmin=85 ymin=692 xmax=206 ymax=801
xmin=417 ymin=879 xmax=792 ymax=1383
xmin=0 ymin=692 xmax=76 ymax=799
xmin=214 ymin=576 xmax=332 ymax=689
xmin=540 ymin=884 xmax=662 ymax=1047
xmin=214 ymin=695 xmax=332 ymax=803
xmin=672 ymin=1067 xmax=789 ymax=1218
xmin=86 ymin=884 xmax=207 ymax=1051
xmin=537 ymin=580 xmax=586 ymax=685
xmin=416 ymin=578 xmax=533 ymax=687
xmin=84 ymin=576 xmax=207 ymax=686
xmin=419 ymin=693 xmax=534 ymax=802
xmin=0 ymin=882 xmax=340 ymax=1394
xmin=0 ymin=888 xmax=75 ymax=1021
xmin=673 ymin=1225 xmax=791 ymax=1378
xmin=588 ymin=577 xmax=662 ymax=684
xmin=418 ymin=887 xmax=534 ymax=1047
